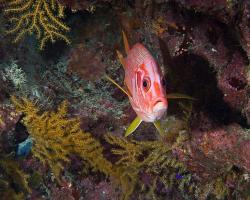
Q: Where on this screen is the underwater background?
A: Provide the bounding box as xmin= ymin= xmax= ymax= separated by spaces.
xmin=0 ymin=0 xmax=250 ymax=199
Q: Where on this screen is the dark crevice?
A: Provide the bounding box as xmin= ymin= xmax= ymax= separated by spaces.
xmin=205 ymin=26 xmax=219 ymax=45
xmin=161 ymin=51 xmax=248 ymax=127
xmin=227 ymin=77 xmax=247 ymax=91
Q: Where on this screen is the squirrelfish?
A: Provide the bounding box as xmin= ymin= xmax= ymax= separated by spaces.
xmin=106 ymin=31 xmax=194 ymax=137
xmin=106 ymin=31 xmax=167 ymax=136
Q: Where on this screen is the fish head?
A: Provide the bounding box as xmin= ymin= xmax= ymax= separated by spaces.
xmin=128 ymin=59 xmax=168 ymax=122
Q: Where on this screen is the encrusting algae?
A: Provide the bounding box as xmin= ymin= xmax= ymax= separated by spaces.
xmin=3 ymin=0 xmax=70 ymax=49
xmin=11 ymin=96 xmax=193 ymax=199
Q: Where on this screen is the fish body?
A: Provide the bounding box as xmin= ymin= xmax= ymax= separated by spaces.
xmin=124 ymin=43 xmax=168 ymax=122
xmin=106 ymin=31 xmax=194 ymax=136
xmin=106 ymin=31 xmax=188 ymax=136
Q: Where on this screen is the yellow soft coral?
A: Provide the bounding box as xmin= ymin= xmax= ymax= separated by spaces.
xmin=11 ymin=97 xmax=145 ymax=199
xmin=105 ymin=133 xmax=194 ymax=198
xmin=72 ymin=131 xmax=116 ymax=177
xmin=0 ymin=157 xmax=31 ymax=198
xmin=10 ymin=97 xmax=123 ymax=182
xmin=4 ymin=0 xmax=70 ymax=49
xmin=12 ymin=96 xmax=193 ymax=199
xmin=11 ymin=96 xmax=74 ymax=178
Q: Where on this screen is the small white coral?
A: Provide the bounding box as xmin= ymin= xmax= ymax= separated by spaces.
xmin=3 ymin=61 xmax=27 ymax=89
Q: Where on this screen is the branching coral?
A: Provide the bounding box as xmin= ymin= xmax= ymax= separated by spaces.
xmin=0 ymin=157 xmax=30 ymax=199
xmin=195 ymin=177 xmax=229 ymax=200
xmin=11 ymin=96 xmax=140 ymax=199
xmin=11 ymin=96 xmax=118 ymax=182
xmin=11 ymin=96 xmax=194 ymax=199
xmin=11 ymin=96 xmax=73 ymax=178
xmin=105 ymin=133 xmax=195 ymax=199
xmin=4 ymin=0 xmax=70 ymax=49
xmin=1 ymin=61 xmax=27 ymax=89
xmin=71 ymin=132 xmax=115 ymax=177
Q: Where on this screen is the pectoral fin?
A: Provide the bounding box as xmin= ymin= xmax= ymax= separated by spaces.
xmin=153 ymin=120 xmax=164 ymax=136
xmin=105 ymin=75 xmax=131 ymax=97
xmin=125 ymin=116 xmax=142 ymax=137
xmin=167 ymin=93 xmax=196 ymax=100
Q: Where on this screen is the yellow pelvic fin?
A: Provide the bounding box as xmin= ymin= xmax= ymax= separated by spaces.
xmin=122 ymin=30 xmax=130 ymax=54
xmin=125 ymin=116 xmax=142 ymax=137
xmin=167 ymin=93 xmax=196 ymax=100
xmin=105 ymin=75 xmax=130 ymax=97
xmin=116 ymin=50 xmax=126 ymax=69
xmin=153 ymin=120 xmax=164 ymax=136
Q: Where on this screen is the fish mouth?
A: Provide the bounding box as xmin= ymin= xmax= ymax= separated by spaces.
xmin=137 ymin=103 xmax=167 ymax=122
xmin=152 ymin=100 xmax=167 ymax=121
xmin=154 ymin=100 xmax=163 ymax=106
xmin=152 ymin=97 xmax=167 ymax=113
xmin=153 ymin=102 xmax=167 ymax=113
xmin=131 ymin=98 xmax=168 ymax=122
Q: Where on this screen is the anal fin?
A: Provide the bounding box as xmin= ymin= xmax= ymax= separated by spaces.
xmin=153 ymin=120 xmax=164 ymax=136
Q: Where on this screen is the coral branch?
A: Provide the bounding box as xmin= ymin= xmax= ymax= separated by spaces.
xmin=10 ymin=95 xmax=196 ymax=199
xmin=105 ymin=134 xmax=195 ymax=198
xmin=4 ymin=0 xmax=70 ymax=49
xmin=11 ymin=96 xmax=74 ymax=178
xmin=10 ymin=97 xmax=120 ymax=181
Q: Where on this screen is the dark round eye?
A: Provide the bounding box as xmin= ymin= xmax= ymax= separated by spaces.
xmin=142 ymin=77 xmax=150 ymax=92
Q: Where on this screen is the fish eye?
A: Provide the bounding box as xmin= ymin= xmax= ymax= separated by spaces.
xmin=142 ymin=77 xmax=150 ymax=92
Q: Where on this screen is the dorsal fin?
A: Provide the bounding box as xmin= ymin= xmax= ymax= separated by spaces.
xmin=116 ymin=50 xmax=126 ymax=69
xmin=122 ymin=30 xmax=130 ymax=54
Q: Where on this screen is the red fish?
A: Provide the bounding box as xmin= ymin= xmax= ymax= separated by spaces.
xmin=106 ymin=31 xmax=194 ymax=136
xmin=106 ymin=31 xmax=167 ymax=136
xmin=123 ymin=43 xmax=168 ymax=123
